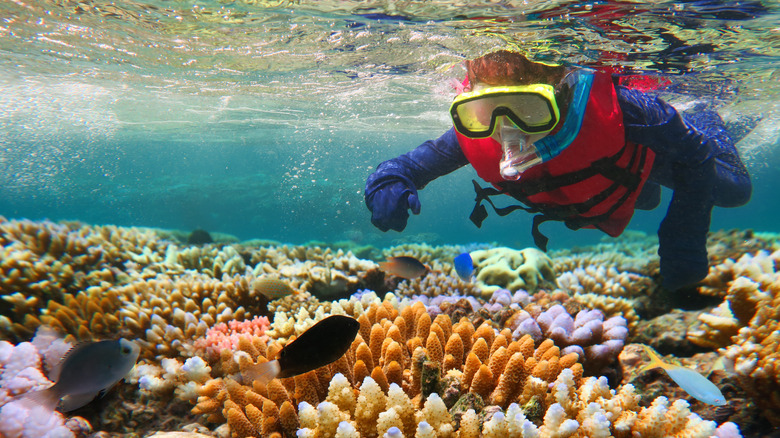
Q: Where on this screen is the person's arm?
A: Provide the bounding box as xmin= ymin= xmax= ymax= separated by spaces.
xmin=365 ymin=128 xmax=468 ymax=231
xmin=617 ymin=86 xmax=715 ymax=290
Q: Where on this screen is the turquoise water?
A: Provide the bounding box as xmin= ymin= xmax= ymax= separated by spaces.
xmin=1 ymin=0 xmax=778 ymax=248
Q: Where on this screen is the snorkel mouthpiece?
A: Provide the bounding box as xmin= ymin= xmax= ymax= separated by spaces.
xmin=499 ymin=123 xmax=542 ymax=180
xmin=497 ymin=70 xmax=596 ymax=180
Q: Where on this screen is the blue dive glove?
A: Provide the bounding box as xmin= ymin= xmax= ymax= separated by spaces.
xmin=365 ymin=128 xmax=469 ymax=232
xmin=365 ymin=177 xmax=421 ymax=232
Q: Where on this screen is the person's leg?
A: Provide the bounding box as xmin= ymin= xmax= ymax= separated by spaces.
xmin=635 ymin=181 xmax=661 ymax=210
xmin=684 ymin=109 xmax=752 ymax=207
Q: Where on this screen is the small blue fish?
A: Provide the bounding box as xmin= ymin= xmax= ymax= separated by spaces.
xmin=453 ymin=252 xmax=474 ymax=280
xmin=641 ymin=345 xmax=726 ymax=406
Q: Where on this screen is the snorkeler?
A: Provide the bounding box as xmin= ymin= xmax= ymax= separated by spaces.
xmin=365 ymin=50 xmax=751 ymax=294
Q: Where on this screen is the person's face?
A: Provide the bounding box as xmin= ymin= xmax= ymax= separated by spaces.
xmin=467 ymin=82 xmax=553 ymax=145
xmin=490 ymin=119 xmax=549 ymax=145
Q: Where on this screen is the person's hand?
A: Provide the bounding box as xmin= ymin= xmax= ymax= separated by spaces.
xmin=365 ymin=180 xmax=421 ymax=232
xmin=660 ymin=253 xmax=708 ymax=291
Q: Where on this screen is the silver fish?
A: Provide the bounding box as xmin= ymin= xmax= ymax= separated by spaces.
xmin=23 ymin=338 xmax=140 ymax=412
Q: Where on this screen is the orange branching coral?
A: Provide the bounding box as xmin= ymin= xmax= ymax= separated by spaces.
xmin=191 ymin=299 xmax=585 ymax=437
xmin=1 ymin=284 xmax=124 ymax=341
xmin=112 ymin=272 xmax=274 ymax=359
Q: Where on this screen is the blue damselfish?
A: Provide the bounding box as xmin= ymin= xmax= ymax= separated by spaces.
xmin=453 ymin=252 xmax=474 ymax=280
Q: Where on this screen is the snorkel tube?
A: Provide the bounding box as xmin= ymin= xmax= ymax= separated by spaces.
xmin=533 ymin=70 xmax=595 ymax=162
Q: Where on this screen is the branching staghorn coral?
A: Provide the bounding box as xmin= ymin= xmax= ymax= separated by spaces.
xmin=689 ymin=250 xmax=780 ymax=349
xmin=395 ymin=271 xmax=482 ymax=300
xmin=0 ymin=218 xmax=171 ymax=340
xmin=716 ymin=261 xmax=780 ymax=426
xmin=555 ymin=265 xmax=653 ymax=300
xmin=550 ymin=230 xmax=659 ymax=274
xmin=293 ymin=369 xmax=742 ymax=438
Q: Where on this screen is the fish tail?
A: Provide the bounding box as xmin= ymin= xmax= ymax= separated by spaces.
xmin=241 ymin=359 xmax=281 ymax=385
xmin=640 ymin=344 xmax=667 ymax=373
xmin=17 ymin=385 xmax=60 ymax=411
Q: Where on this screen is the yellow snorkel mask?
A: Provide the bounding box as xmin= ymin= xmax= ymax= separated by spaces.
xmin=450 ymin=70 xmax=596 ymax=180
xmin=449 ymin=84 xmax=561 ymax=138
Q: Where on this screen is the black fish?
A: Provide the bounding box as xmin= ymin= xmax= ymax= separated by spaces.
xmin=242 ymin=315 xmax=359 ymax=384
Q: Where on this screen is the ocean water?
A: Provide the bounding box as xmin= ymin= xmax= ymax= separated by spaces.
xmin=3 ymin=2 xmax=780 ymax=437
xmin=1 ymin=0 xmax=779 ymax=248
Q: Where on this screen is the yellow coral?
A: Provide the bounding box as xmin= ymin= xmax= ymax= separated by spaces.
xmin=471 ymin=247 xmax=556 ymax=295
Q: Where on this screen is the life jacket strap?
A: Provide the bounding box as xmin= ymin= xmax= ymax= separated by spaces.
xmin=469 ymin=180 xmax=552 ymax=250
xmin=467 ymin=141 xmax=649 ymax=252
xmin=469 ymin=180 xmax=532 ymax=228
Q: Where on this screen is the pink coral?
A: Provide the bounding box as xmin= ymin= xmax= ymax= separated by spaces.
xmin=194 ymin=316 xmax=270 ymax=356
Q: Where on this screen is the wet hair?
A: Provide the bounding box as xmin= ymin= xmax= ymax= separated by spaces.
xmin=465 ymin=50 xmax=567 ymax=86
xmin=466 ymin=50 xmax=573 ymax=117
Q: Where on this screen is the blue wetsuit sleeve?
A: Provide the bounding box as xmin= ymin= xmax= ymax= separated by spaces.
xmin=367 ymin=128 xmax=468 ymax=190
xmin=365 ymin=128 xmax=467 ymax=231
xmin=617 ymin=86 xmax=715 ymax=290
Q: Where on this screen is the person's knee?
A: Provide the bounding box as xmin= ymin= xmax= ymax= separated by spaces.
xmin=715 ymin=175 xmax=752 ymax=207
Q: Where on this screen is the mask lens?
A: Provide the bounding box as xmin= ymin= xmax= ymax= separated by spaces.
xmin=480 ymin=93 xmax=553 ymax=127
xmin=451 ymin=86 xmax=559 ymax=138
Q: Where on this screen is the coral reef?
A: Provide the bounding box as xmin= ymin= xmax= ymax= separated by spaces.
xmin=508 ymin=304 xmax=628 ymax=375
xmin=716 ymin=258 xmax=780 ymax=426
xmin=189 ymin=299 xmax=585 ymax=436
xmin=2 ymin=219 xmax=775 ymax=436
xmin=470 ymin=247 xmax=556 ymax=295
xmin=0 ymin=219 xmax=170 ymax=340
xmin=395 ymin=271 xmax=482 ymax=300
xmin=295 ymin=369 xmax=742 ymax=438
xmin=0 ymin=330 xmax=92 ymax=438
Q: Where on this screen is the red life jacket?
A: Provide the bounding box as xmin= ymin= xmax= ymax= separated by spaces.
xmin=456 ymin=72 xmax=656 ymax=250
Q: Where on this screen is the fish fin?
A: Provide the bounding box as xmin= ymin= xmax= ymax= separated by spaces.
xmin=60 ymin=391 xmax=100 ymax=412
xmin=17 ymin=385 xmax=60 ymax=411
xmin=639 ymin=344 xmax=669 ymax=373
xmin=241 ymin=359 xmax=281 ymax=385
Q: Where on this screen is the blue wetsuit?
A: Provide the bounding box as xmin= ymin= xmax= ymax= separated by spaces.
xmin=365 ymin=85 xmax=751 ymax=291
